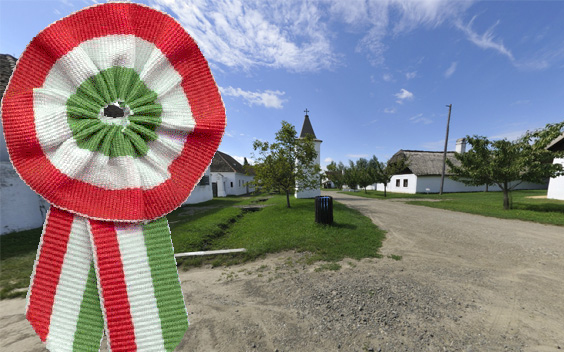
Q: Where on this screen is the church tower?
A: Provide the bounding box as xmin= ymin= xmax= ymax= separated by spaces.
xmin=295 ymin=109 xmax=322 ymax=199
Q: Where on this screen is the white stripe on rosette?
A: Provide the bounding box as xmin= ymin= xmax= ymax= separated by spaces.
xmin=45 ymin=215 xmax=92 ymax=351
xmin=34 ymin=34 xmax=194 ymax=191
xmin=115 ymin=223 xmax=166 ymax=351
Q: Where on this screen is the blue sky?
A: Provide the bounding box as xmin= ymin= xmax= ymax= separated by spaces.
xmin=1 ymin=0 xmax=563 ymax=168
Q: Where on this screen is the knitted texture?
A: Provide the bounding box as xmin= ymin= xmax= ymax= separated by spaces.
xmin=1 ymin=3 xmax=225 ymax=351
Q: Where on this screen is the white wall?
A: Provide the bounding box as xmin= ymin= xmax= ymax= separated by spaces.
xmin=374 ymin=174 xmax=417 ymax=194
xmin=182 ymin=167 xmax=213 ymax=205
xmin=1 ymin=162 xmax=49 ymax=235
xmin=211 ymin=172 xmax=254 ymax=197
xmin=547 ymin=158 xmax=564 ymax=200
xmin=296 ymin=139 xmax=322 ymax=199
xmin=371 ymin=174 xmax=547 ymax=195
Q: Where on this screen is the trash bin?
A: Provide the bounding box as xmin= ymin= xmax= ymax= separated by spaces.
xmin=315 ymin=196 xmax=333 ymax=225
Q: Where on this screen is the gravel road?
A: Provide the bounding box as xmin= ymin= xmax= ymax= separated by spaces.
xmin=1 ymin=192 xmax=563 ymax=352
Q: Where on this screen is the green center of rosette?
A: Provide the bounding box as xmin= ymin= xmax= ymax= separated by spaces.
xmin=66 ymin=67 xmax=163 ymax=158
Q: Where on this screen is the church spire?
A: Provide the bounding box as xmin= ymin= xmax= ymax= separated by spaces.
xmin=299 ymin=108 xmax=317 ymax=139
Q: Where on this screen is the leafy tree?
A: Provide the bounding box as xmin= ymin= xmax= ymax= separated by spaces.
xmin=375 ymin=157 xmax=410 ymax=197
xmin=251 ymin=121 xmax=320 ymax=208
xmin=343 ymin=160 xmax=358 ymax=190
xmin=325 ymin=161 xmax=346 ymax=190
xmin=355 ymin=158 xmax=373 ymax=193
xmin=447 ymin=122 xmax=564 ymax=210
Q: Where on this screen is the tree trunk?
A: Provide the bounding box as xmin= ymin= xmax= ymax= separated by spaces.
xmin=502 ymin=182 xmax=511 ymax=210
xmin=286 ymin=190 xmax=291 ymax=208
xmin=485 ymin=184 xmax=489 ymax=192
xmin=384 ymin=184 xmax=387 ymax=197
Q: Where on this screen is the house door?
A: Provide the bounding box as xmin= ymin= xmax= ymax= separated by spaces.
xmin=212 ymin=182 xmax=218 ymax=197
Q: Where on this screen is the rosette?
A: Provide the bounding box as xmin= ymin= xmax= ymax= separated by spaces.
xmin=1 ymin=3 xmax=225 ymax=351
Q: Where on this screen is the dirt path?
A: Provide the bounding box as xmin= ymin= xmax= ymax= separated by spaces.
xmin=1 ymin=193 xmax=563 ymax=351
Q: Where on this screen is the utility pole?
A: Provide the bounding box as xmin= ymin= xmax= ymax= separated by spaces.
xmin=439 ymin=104 xmax=452 ymax=195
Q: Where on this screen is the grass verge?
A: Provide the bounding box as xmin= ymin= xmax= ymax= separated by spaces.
xmin=1 ymin=194 xmax=386 ymax=299
xmin=342 ymin=189 xmax=564 ymax=226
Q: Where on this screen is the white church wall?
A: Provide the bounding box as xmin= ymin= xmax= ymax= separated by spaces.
xmin=547 ymin=158 xmax=564 ymax=200
xmin=295 ymin=139 xmax=321 ymax=199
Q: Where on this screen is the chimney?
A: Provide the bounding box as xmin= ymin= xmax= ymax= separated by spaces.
xmin=456 ymin=138 xmax=467 ymax=154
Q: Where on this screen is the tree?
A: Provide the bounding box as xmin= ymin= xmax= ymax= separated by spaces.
xmin=375 ymin=157 xmax=409 ymax=197
xmin=355 ymin=158 xmax=375 ymax=193
xmin=343 ymin=160 xmax=358 ymax=190
xmin=447 ymin=123 xmax=564 ymax=210
xmin=325 ymin=161 xmax=346 ymax=190
xmin=251 ymin=121 xmax=320 ymax=208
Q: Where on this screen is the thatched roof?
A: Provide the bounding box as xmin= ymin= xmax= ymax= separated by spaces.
xmin=211 ymin=151 xmax=253 ymax=175
xmin=0 ymin=54 xmax=17 ymax=104
xmin=389 ymin=150 xmax=461 ymax=176
xmin=546 ymin=133 xmax=564 ymax=152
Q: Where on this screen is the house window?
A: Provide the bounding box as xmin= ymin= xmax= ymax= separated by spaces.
xmin=198 ymin=175 xmax=209 ymax=186
xmin=403 ymin=179 xmax=408 ymax=187
xmin=396 ymin=179 xmax=400 ymax=187
xmin=230 ymin=182 xmax=233 ymax=188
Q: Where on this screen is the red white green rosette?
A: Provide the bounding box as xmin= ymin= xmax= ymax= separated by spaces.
xmin=1 ymin=3 xmax=225 ymax=352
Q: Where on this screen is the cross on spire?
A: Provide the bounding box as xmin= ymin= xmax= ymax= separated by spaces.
xmin=304 ymin=108 xmax=309 ymax=115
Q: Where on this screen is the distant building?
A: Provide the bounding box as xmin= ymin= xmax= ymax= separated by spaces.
xmin=210 ymin=151 xmax=254 ymax=197
xmin=546 ymin=133 xmax=564 ymax=200
xmin=370 ymin=138 xmax=547 ymax=194
xmin=295 ymin=111 xmax=322 ymax=198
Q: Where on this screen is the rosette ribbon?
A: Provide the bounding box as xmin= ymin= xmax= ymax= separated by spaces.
xmin=1 ymin=3 xmax=225 ymax=351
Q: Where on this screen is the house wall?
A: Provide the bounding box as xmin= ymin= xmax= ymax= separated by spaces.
xmin=374 ymin=174 xmax=418 ymax=194
xmin=182 ymin=167 xmax=213 ymax=205
xmin=1 ymin=163 xmax=50 ymax=235
xmin=296 ymin=140 xmax=322 ymax=198
xmin=547 ymin=158 xmax=564 ymax=200
xmin=371 ymin=174 xmax=547 ymax=195
xmin=211 ymin=172 xmax=254 ymax=197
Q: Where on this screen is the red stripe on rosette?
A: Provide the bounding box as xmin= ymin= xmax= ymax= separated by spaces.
xmin=89 ymin=220 xmax=137 ymax=352
xmin=2 ymin=2 xmax=224 ymax=221
xmin=26 ymin=207 xmax=73 ymax=341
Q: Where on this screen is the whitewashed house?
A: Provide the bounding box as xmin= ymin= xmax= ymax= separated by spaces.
xmin=210 ymin=151 xmax=254 ymax=197
xmin=372 ymin=138 xmax=547 ymax=194
xmin=295 ymin=111 xmax=322 ymax=198
xmin=547 ymin=133 xmax=564 ymax=200
xmin=182 ymin=166 xmax=213 ymax=205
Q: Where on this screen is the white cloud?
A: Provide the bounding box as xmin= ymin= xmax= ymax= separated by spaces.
xmin=331 ymin=0 xmax=472 ymax=66
xmin=150 ymin=0 xmax=338 ymax=72
xmin=395 ymin=88 xmax=414 ymax=104
xmin=405 ymin=71 xmax=417 ymax=80
xmin=384 ymin=107 xmax=396 ymax=114
xmin=220 ymin=86 xmax=286 ymax=109
xmin=324 ymin=157 xmax=334 ymax=163
xmin=444 ymin=61 xmax=457 ymax=78
xmin=454 ymin=16 xmax=514 ymax=61
xmin=511 ymin=99 xmax=530 ymax=105
xmin=410 ymin=113 xmax=432 ymax=125
xmin=382 ymin=73 xmax=394 ymax=82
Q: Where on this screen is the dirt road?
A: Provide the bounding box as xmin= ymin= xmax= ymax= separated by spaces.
xmin=1 ymin=193 xmax=563 ymax=351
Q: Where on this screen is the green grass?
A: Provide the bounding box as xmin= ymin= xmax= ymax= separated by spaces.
xmin=343 ymin=189 xmax=564 ymax=226
xmin=0 ymin=227 xmax=43 ymax=299
xmin=1 ymin=194 xmax=386 ymax=299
